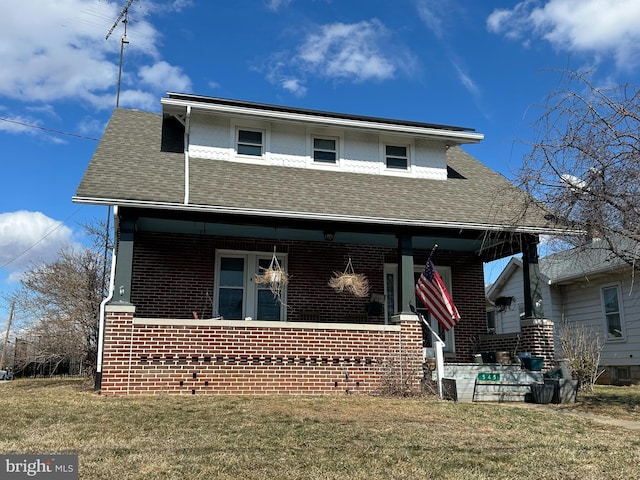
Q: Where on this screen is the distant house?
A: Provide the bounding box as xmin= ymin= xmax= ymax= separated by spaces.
xmin=487 ymin=238 xmax=640 ymax=384
xmin=74 ymin=94 xmax=562 ymax=395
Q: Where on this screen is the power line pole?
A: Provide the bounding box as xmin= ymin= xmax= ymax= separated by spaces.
xmin=1 ymin=301 xmax=14 ymax=370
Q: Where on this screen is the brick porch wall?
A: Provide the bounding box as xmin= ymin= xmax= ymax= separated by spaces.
xmin=100 ymin=305 xmax=423 ymax=396
xmin=477 ymin=318 xmax=555 ymax=370
xmin=129 ymin=231 xmax=488 ymax=363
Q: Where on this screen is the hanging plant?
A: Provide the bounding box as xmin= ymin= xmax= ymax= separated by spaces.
xmin=328 ymin=257 xmax=370 ymax=297
xmin=254 ymin=249 xmax=289 ymax=303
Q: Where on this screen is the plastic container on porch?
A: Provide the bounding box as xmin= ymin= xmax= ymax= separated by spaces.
xmin=521 ymin=356 xmax=543 ymax=371
xmin=531 ymin=383 xmax=555 ymax=404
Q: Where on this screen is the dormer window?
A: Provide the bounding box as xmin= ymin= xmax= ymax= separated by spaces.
xmin=385 ymin=145 xmax=408 ymax=169
xmin=313 ymin=137 xmax=337 ymax=163
xmin=237 ymin=129 xmax=263 ymax=157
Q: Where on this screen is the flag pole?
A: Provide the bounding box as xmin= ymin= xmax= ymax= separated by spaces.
xmin=428 ymin=243 xmax=439 ymax=262
xmin=410 ymin=304 xmax=445 ymax=398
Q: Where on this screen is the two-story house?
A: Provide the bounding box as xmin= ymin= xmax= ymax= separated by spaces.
xmin=74 ymin=94 xmax=563 ymax=395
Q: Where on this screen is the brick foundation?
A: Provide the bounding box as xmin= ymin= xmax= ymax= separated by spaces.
xmin=100 ymin=305 xmax=422 ymax=396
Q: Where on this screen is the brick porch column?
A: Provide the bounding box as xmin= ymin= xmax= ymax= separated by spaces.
xmin=100 ymin=304 xmax=136 ymax=396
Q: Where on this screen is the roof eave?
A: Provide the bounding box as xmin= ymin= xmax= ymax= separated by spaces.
xmin=161 ymin=97 xmax=484 ymax=145
xmin=72 ymin=195 xmax=567 ymax=235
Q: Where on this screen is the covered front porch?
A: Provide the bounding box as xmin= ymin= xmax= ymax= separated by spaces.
xmin=96 ymin=205 xmax=550 ymax=395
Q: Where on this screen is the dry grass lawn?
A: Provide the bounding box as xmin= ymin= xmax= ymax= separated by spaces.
xmin=1 ymin=378 xmax=639 ymax=479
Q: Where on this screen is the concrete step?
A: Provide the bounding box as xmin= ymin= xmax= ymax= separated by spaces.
xmin=440 ymin=363 xmax=544 ymax=402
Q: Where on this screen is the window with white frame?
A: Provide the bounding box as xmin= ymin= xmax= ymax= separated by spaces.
xmin=215 ymin=251 xmax=286 ymax=321
xmin=602 ymin=284 xmax=624 ymax=339
xmin=385 ymin=144 xmax=408 ymax=169
xmin=237 ymin=129 xmax=263 ymax=157
xmin=312 ymin=137 xmax=337 ymax=163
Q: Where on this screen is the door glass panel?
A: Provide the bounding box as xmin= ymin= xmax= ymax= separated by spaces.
xmin=218 ymin=289 xmax=243 ymax=319
xmin=256 ymin=257 xmax=282 ymax=320
xmin=257 ymin=290 xmax=280 ymax=320
xmin=385 ymin=272 xmax=395 ymax=322
xmin=219 ymin=257 xmax=244 ymax=319
xmin=220 ymin=257 xmax=244 ymax=286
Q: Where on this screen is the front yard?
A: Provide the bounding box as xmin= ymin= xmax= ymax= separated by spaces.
xmin=1 ymin=378 xmax=639 ymax=479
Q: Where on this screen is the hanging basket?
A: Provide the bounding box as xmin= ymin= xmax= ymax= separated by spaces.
xmin=328 ymin=258 xmax=370 ymax=298
xmin=254 ymin=249 xmax=289 ymax=302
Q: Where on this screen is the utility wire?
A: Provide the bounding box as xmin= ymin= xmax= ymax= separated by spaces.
xmin=0 ymin=206 xmax=86 ymax=270
xmin=0 ymin=117 xmax=99 ymax=141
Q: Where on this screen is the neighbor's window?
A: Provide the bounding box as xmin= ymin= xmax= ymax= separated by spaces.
xmin=313 ymin=137 xmax=337 ymax=163
xmin=602 ymin=285 xmax=624 ymax=339
xmin=385 ymin=145 xmax=408 ymax=169
xmin=486 ymin=310 xmax=496 ymax=334
xmin=237 ymin=129 xmax=263 ymax=156
xmin=615 ymin=366 xmax=631 ymax=382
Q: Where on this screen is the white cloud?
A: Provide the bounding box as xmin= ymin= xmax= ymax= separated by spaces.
xmin=0 ymin=0 xmax=192 ymax=113
xmin=280 ymin=78 xmax=307 ymax=97
xmin=138 ymin=61 xmax=193 ymax=92
xmin=266 ymin=0 xmax=293 ymax=11
xmin=297 ymin=20 xmax=398 ymax=82
xmin=416 ymin=0 xmax=450 ymax=39
xmin=0 ymin=211 xmax=76 ymax=277
xmin=451 ymin=62 xmax=480 ymax=98
xmin=487 ymin=0 xmax=640 ymax=68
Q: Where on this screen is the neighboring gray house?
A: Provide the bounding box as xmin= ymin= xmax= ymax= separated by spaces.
xmin=487 ymin=238 xmax=640 ymax=384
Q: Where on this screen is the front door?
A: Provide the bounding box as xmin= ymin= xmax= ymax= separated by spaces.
xmin=383 ymin=263 xmax=455 ymax=353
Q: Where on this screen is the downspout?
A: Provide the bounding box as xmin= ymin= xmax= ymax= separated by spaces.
xmin=95 ymin=205 xmax=118 ymax=391
xmin=183 ymin=105 xmax=191 ymax=205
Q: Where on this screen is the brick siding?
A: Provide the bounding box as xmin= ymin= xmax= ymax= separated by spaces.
xmin=129 ymin=232 xmax=488 ymax=363
xmin=100 ymin=307 xmax=422 ymax=396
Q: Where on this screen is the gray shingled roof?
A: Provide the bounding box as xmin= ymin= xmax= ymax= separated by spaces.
xmin=75 ymin=108 xmax=554 ymax=232
xmin=540 ymin=237 xmax=639 ymax=283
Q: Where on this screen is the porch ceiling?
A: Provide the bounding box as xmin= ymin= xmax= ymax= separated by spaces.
xmin=130 ymin=209 xmax=526 ymax=261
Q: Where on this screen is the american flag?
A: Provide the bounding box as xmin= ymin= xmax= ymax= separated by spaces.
xmin=415 ymin=259 xmax=460 ymax=331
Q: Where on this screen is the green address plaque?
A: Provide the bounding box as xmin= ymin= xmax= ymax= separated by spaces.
xmin=477 ymin=372 xmax=500 ymax=381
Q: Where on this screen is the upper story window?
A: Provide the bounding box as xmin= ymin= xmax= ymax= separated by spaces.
xmin=602 ymin=284 xmax=625 ymax=340
xmin=313 ymin=137 xmax=337 ymax=163
xmin=237 ymin=129 xmax=263 ymax=157
xmin=385 ymin=145 xmax=408 ymax=169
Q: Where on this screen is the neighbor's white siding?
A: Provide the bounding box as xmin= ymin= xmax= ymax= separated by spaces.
xmin=492 ymin=266 xmax=523 ymax=334
xmin=489 ymin=263 xmax=556 ymax=336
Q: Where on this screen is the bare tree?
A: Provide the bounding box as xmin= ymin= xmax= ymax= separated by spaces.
xmin=9 ymin=221 xmax=110 ymax=376
xmin=557 ymin=317 xmax=605 ymax=392
xmin=518 ymin=70 xmax=640 ymax=263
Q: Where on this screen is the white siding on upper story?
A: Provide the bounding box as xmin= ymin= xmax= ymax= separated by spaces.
xmin=558 ymin=272 xmax=640 ymax=366
xmin=186 ymin=111 xmax=450 ymax=180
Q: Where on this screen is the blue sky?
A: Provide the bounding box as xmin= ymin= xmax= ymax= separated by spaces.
xmin=2 ymin=0 xmax=640 ymax=331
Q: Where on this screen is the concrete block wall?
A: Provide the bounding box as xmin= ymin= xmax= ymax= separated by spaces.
xmin=100 ymin=305 xmax=422 ymax=396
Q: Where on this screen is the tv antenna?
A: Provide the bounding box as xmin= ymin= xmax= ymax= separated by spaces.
xmin=106 ymin=0 xmax=136 ymax=107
